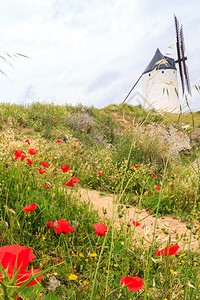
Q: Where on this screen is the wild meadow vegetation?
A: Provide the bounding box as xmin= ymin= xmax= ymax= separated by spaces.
xmin=0 ymin=102 xmax=199 ymax=299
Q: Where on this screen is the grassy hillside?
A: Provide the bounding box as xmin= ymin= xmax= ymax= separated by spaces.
xmin=0 ymin=102 xmax=199 ymax=218
xmin=0 ymin=102 xmax=199 ymax=299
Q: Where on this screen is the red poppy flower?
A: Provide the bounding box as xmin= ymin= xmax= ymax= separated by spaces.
xmin=54 ymin=219 xmax=76 ymax=234
xmin=0 ymin=245 xmax=42 ymax=286
xmin=156 ymin=244 xmax=180 ymax=256
xmin=53 ymin=119 xmax=57 ymax=122
xmin=47 ymin=221 xmax=54 ymax=229
xmin=25 ymin=139 xmax=30 ymax=144
xmin=57 ymin=139 xmax=61 ymax=143
xmin=156 ymin=186 xmax=161 ymax=191
xmin=170 ymin=173 xmax=173 ymax=176
xmin=93 ymin=223 xmax=110 ymax=237
xmin=27 ymin=159 xmax=34 ymax=165
xmin=14 ymin=150 xmax=24 ymax=160
xmin=14 ymin=150 xmax=23 ymax=157
xmin=71 ymin=177 xmax=80 ymax=183
xmin=64 ymin=180 xmax=73 ymax=187
xmin=44 ymin=184 xmax=51 ymax=189
xmin=73 ymin=146 xmax=76 ymax=149
xmin=98 ymin=172 xmax=102 ymax=177
xmin=120 ymin=276 xmax=145 ymax=292
xmin=130 ymin=164 xmax=134 ymax=167
xmin=28 ymin=149 xmax=38 ymax=155
xmin=64 ymin=177 xmax=80 ymax=187
xmin=148 ymin=171 xmax=151 ymax=173
xmin=60 ymin=165 xmax=70 ymax=172
xmin=38 ymin=169 xmax=46 ymax=174
xmin=52 ymin=257 xmax=61 ymax=262
xmin=41 ymin=162 xmax=48 ymax=168
xmin=75 ymin=139 xmax=78 ymax=142
xmin=170 ymin=183 xmax=173 ymax=187
xmin=23 ymin=203 xmax=37 ymax=213
xmin=132 ymin=221 xmax=140 ymax=227
xmin=20 ymin=155 xmax=26 ymax=161
xmin=76 ymin=150 xmax=80 ymax=153
xmin=134 ymin=165 xmax=139 ymax=168
xmin=152 ymin=174 xmax=157 ymax=178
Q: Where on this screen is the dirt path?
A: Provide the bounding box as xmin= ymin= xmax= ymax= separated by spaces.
xmin=77 ymin=188 xmax=199 ymax=252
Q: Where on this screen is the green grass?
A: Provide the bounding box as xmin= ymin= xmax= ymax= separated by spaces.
xmin=0 ymin=102 xmax=199 ymax=299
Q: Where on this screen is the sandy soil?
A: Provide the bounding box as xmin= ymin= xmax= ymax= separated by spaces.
xmin=77 ymin=188 xmax=199 ymax=252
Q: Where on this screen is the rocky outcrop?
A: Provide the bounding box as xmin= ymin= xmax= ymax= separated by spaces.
xmin=146 ymin=124 xmax=191 ymax=159
xmin=191 ymin=128 xmax=200 ymax=142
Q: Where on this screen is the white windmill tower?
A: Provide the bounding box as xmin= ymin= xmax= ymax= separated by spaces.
xmin=123 ymin=15 xmax=192 ymax=113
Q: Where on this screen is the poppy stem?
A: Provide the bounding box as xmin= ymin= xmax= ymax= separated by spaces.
xmin=64 ymin=236 xmax=73 ymax=271
xmin=0 ymin=280 xmax=9 ymax=300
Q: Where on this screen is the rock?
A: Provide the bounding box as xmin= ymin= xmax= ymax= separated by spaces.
xmin=191 ymin=128 xmax=200 ymax=141
xmin=48 ymin=276 xmax=60 ymax=292
xmin=168 ymin=125 xmax=191 ymax=153
xmin=191 ymin=157 xmax=200 ymax=169
xmin=145 ymin=124 xmax=191 ymax=160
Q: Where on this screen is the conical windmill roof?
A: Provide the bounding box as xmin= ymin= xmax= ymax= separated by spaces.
xmin=143 ymin=48 xmax=176 ymax=74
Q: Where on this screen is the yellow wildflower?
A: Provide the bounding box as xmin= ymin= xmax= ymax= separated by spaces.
xmin=85 ymin=259 xmax=88 ymax=262
xmin=69 ymin=273 xmax=77 ymax=280
xmin=179 ymin=253 xmax=186 ymax=258
xmin=170 ymin=269 xmax=174 ymax=275
xmin=90 ymin=253 xmax=97 ymax=257
xmin=72 ymin=253 xmax=77 ymax=257
xmin=79 ymin=253 xmax=84 ymax=257
xmin=83 ymin=280 xmax=89 ymax=285
xmin=114 ymin=264 xmax=118 ymax=267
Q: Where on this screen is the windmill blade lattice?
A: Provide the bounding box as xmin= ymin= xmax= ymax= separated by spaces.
xmin=180 ymin=25 xmax=192 ymax=95
xmin=174 ymin=15 xmax=185 ymax=95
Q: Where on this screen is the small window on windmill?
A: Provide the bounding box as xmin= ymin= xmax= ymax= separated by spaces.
xmin=162 ymin=71 xmax=164 ymax=74
xmin=149 ymin=73 xmax=151 ymax=76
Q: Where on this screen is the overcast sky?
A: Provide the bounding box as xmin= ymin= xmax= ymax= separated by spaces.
xmin=0 ymin=0 xmax=200 ymax=110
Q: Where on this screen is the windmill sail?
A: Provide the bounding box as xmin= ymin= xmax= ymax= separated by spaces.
xmin=180 ymin=25 xmax=192 ymax=95
xmin=174 ymin=15 xmax=192 ymax=96
xmin=174 ymin=15 xmax=185 ymax=95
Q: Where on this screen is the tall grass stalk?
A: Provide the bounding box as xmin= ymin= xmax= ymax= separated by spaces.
xmin=144 ymin=131 xmax=175 ymax=299
xmin=90 ymin=142 xmax=134 ymax=299
xmin=184 ymin=168 xmax=200 ymax=299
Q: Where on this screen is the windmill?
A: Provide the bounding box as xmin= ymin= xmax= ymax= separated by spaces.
xmin=123 ymin=15 xmax=192 ymax=113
